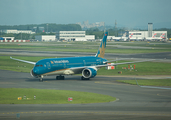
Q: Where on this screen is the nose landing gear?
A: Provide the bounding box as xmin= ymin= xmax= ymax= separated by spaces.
xmin=39 ymin=75 xmax=43 ymax=82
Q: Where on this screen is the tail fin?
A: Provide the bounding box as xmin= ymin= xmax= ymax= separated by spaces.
xmin=95 ymin=32 xmax=108 ymax=58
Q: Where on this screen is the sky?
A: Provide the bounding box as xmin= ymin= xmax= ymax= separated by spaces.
xmin=0 ymin=0 xmax=171 ymax=29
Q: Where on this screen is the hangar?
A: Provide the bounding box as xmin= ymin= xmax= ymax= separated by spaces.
xmin=56 ymin=31 xmax=86 ymax=41
xmin=0 ymin=37 xmax=15 ymax=41
xmin=128 ymin=31 xmax=167 ymax=41
xmin=56 ymin=31 xmax=95 ymax=41
xmin=35 ymin=35 xmax=56 ymax=41
xmin=3 ymin=29 xmax=35 ymax=34
xmin=128 ymin=23 xmax=167 ymax=41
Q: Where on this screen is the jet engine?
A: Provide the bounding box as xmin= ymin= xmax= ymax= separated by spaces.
xmin=82 ymin=68 xmax=97 ymax=79
xmin=30 ymin=69 xmax=39 ymax=78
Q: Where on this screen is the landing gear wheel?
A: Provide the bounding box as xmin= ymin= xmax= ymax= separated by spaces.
xmin=56 ymin=76 xmax=65 ymax=80
xmin=81 ymin=76 xmax=90 ymax=80
xmin=39 ymin=75 xmax=43 ymax=82
xmin=39 ymin=78 xmax=43 ymax=82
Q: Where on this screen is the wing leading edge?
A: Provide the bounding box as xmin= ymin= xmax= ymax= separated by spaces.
xmin=70 ymin=59 xmax=155 ymax=71
xmin=10 ymin=57 xmax=36 ymax=65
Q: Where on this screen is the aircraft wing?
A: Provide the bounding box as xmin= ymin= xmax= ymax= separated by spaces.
xmin=70 ymin=59 xmax=155 ymax=71
xmin=110 ymin=59 xmax=155 ymax=66
xmin=10 ymin=57 xmax=36 ymax=65
xmin=103 ymin=58 xmax=133 ymax=64
xmin=96 ymin=59 xmax=155 ymax=68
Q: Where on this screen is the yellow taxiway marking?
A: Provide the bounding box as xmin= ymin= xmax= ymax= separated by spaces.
xmin=0 ymin=82 xmax=16 ymax=84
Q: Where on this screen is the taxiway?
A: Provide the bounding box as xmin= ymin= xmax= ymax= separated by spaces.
xmin=0 ymin=70 xmax=171 ymax=120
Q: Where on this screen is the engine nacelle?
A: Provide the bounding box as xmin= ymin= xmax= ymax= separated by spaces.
xmin=30 ymin=69 xmax=39 ymax=78
xmin=82 ymin=68 xmax=97 ymax=78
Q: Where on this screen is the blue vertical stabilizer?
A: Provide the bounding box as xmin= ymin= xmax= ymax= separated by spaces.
xmin=95 ymin=32 xmax=108 ymax=58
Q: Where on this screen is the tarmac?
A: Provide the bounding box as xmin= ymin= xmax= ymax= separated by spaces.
xmin=0 ymin=43 xmax=171 ymax=119
xmin=0 ymin=70 xmax=171 ymax=120
xmin=1 ymin=48 xmax=171 ymax=63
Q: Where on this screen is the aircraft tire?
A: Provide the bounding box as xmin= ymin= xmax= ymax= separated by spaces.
xmin=81 ymin=76 xmax=90 ymax=80
xmin=56 ymin=76 xmax=65 ymax=80
xmin=39 ymin=78 xmax=43 ymax=82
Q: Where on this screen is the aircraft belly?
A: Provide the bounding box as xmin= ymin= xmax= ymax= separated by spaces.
xmin=71 ymin=69 xmax=83 ymax=74
xmin=43 ymin=69 xmax=74 ymax=76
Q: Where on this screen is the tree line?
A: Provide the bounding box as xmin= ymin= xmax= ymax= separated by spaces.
xmin=0 ymin=23 xmax=82 ymax=33
xmin=0 ymin=23 xmax=171 ymax=40
xmin=0 ymin=23 xmax=82 ymax=40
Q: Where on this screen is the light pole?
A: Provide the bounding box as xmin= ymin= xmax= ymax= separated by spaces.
xmin=21 ymin=32 xmax=22 ymax=40
xmin=47 ymin=24 xmax=48 ymax=33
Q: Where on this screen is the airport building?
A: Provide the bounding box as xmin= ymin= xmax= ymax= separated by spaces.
xmin=3 ymin=30 xmax=35 ymax=34
xmin=85 ymin=35 xmax=95 ymax=41
xmin=128 ymin=23 xmax=167 ymax=41
xmin=0 ymin=37 xmax=31 ymax=42
xmin=35 ymin=35 xmax=56 ymax=41
xmin=108 ymin=30 xmax=167 ymax=41
xmin=128 ymin=31 xmax=167 ymax=41
xmin=56 ymin=31 xmax=86 ymax=41
xmin=0 ymin=37 xmax=14 ymax=41
xmin=56 ymin=31 xmax=95 ymax=41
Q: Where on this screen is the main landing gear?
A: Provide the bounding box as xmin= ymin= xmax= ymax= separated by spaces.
xmin=81 ymin=76 xmax=90 ymax=80
xmin=56 ymin=76 xmax=65 ymax=80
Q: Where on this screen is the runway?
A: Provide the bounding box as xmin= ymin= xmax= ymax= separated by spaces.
xmin=1 ymin=49 xmax=171 ymax=63
xmin=0 ymin=70 xmax=171 ymax=120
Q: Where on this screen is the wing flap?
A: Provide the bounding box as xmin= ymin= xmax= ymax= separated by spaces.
xmin=96 ymin=59 xmax=155 ymax=68
xmin=111 ymin=59 xmax=155 ymax=65
xmin=67 ymin=59 xmax=155 ymax=73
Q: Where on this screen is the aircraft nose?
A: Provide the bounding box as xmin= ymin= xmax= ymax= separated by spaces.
xmin=33 ymin=68 xmax=39 ymax=75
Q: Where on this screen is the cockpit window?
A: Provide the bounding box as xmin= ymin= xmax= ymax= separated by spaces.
xmin=35 ymin=65 xmax=43 ymax=67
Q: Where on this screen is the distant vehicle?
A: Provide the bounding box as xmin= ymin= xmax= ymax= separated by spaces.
xmin=0 ymin=37 xmax=4 ymax=40
xmin=6 ymin=38 xmax=11 ymax=40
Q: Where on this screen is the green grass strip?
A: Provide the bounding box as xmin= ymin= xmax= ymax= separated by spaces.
xmin=0 ymin=88 xmax=116 ymax=104
xmin=1 ymin=56 xmax=171 ymax=75
xmin=1 ymin=42 xmax=171 ymax=54
xmin=116 ymin=79 xmax=171 ymax=86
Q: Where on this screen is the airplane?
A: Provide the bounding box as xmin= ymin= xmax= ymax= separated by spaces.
xmin=10 ymin=32 xmax=153 ymax=82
